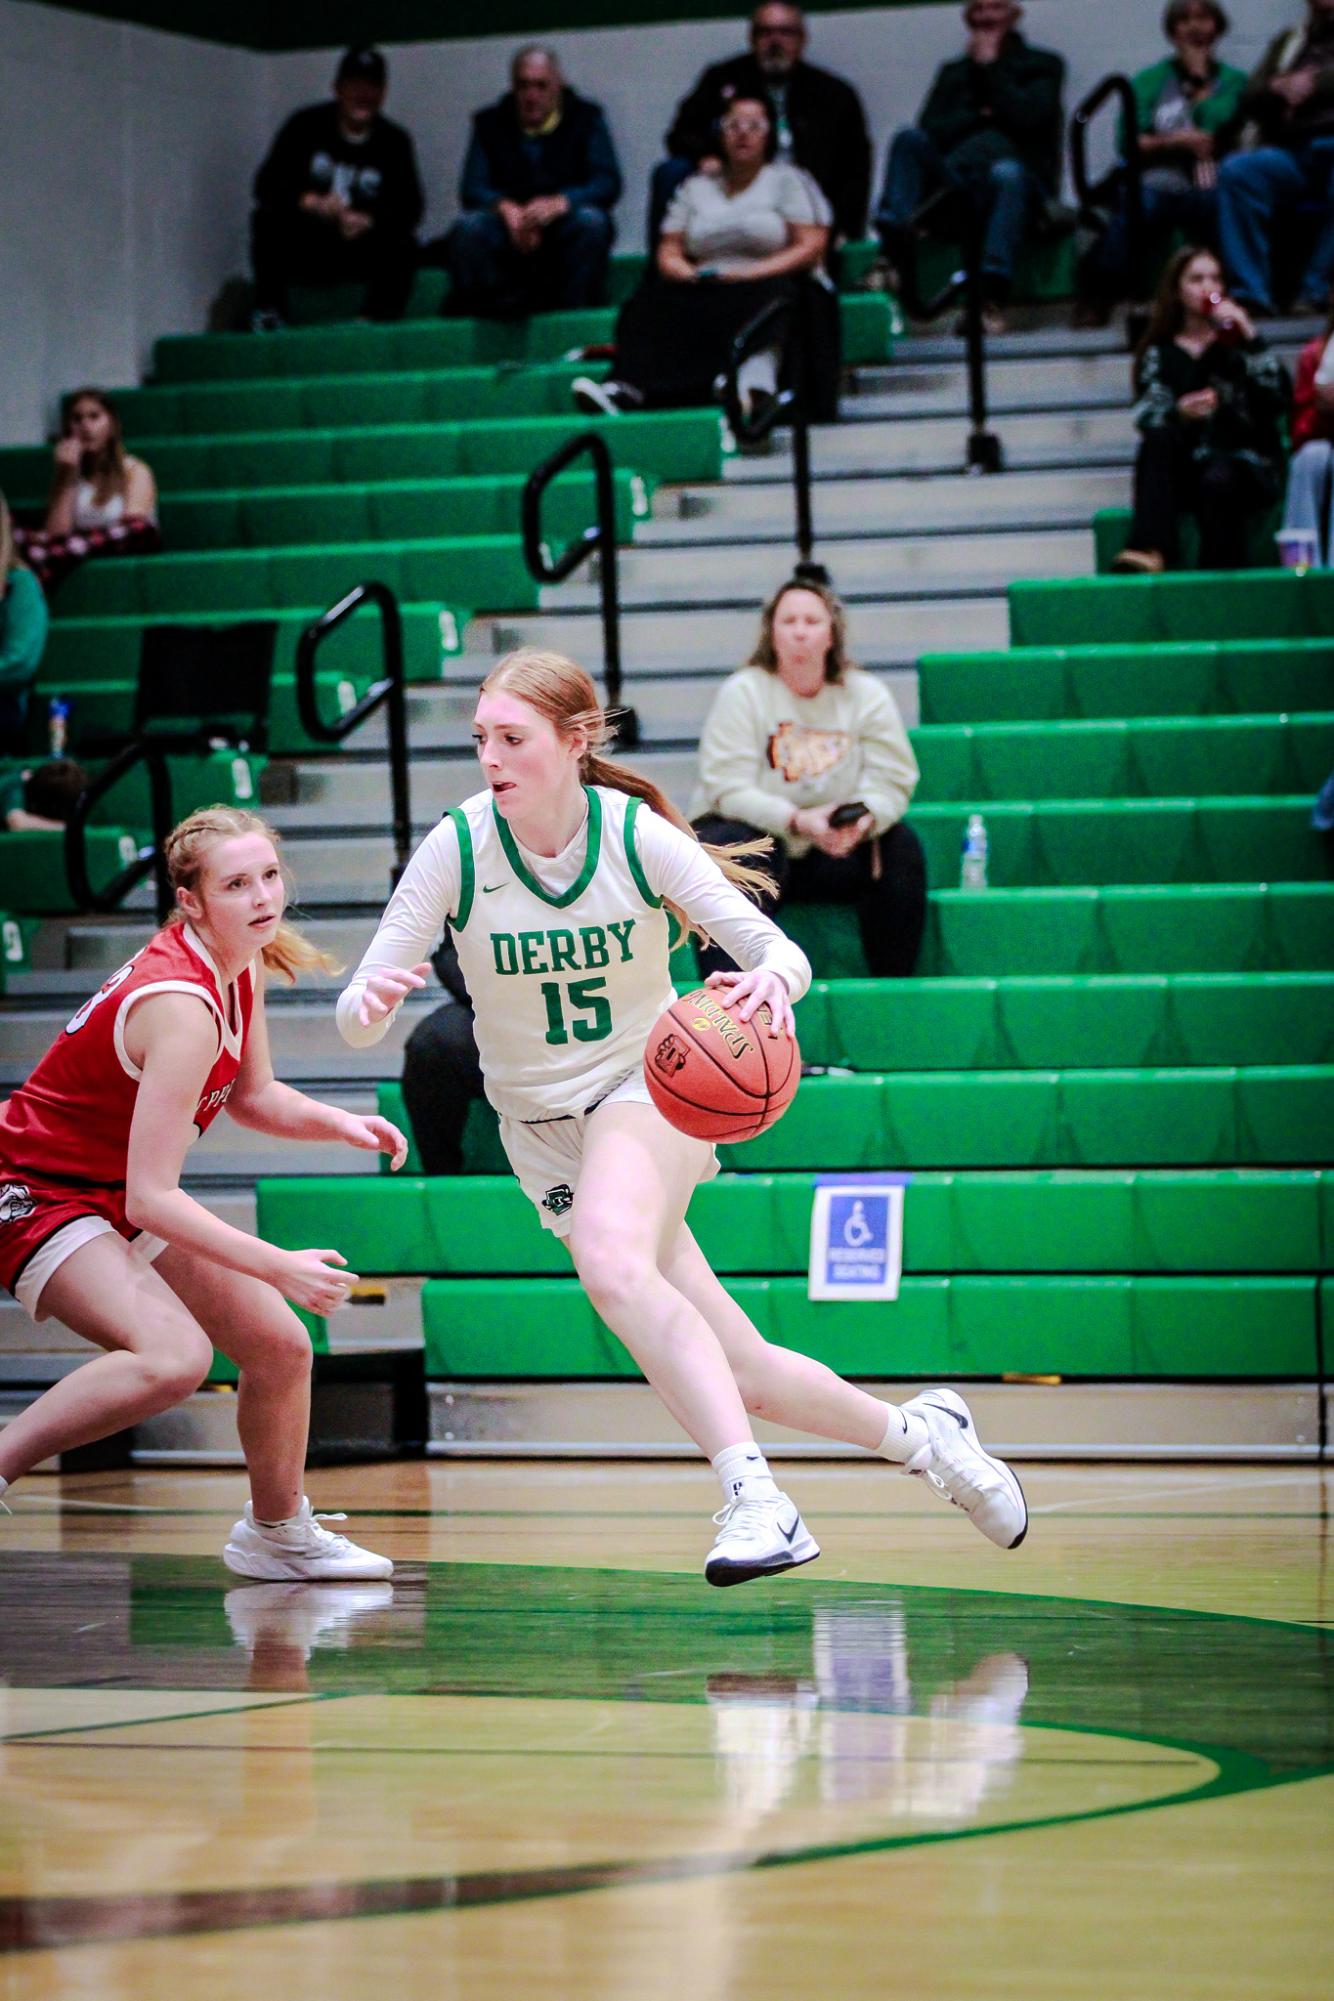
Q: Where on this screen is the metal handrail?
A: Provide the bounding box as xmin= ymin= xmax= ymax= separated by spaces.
xmin=1071 ymin=73 xmax=1143 ymax=289
xmin=64 ymin=737 xmax=174 ymax=922
xmin=294 ymin=580 xmax=412 ymax=886
xmin=722 ymin=290 xmax=828 ymax=581
xmin=895 ymin=202 xmax=1003 ymax=474
xmin=521 ymin=430 xmax=638 ymax=744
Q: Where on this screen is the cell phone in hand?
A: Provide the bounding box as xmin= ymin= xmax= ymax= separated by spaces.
xmin=828 ymin=801 xmax=869 ymax=829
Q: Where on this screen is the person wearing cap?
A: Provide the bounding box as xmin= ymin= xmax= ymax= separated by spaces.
xmin=250 ymin=47 xmax=424 ymax=329
xmin=437 ymin=46 xmax=621 ymax=317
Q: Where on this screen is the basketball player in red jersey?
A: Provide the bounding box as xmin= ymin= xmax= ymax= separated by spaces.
xmin=0 ymin=806 xmax=405 ymax=1580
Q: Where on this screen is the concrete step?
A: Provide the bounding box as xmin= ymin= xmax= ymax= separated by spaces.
xmin=893 ymin=313 xmax=1320 ymax=364
xmin=1 ymin=996 xmax=431 ymax=1083
xmin=263 ymin=744 xmax=702 ymax=830
xmin=473 ymin=595 xmax=1009 ymax=673
xmin=731 ymin=406 xmax=1134 ymax=478
xmin=846 ymin=351 xmax=1132 ymax=416
xmin=32 ymin=913 xmax=395 ymax=975
xmin=648 ymin=464 xmax=1129 ymax=538
xmin=549 ymin=526 xmax=1091 ymax=607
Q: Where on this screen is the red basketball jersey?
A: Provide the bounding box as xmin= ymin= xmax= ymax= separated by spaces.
xmin=0 ymin=924 xmax=255 ymax=1186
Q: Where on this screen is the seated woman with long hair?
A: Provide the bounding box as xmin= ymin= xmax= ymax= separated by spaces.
xmin=574 ymin=97 xmax=840 ymax=424
xmin=14 ymin=388 xmax=160 ymax=595
xmin=691 ymin=577 xmax=927 ymax=980
xmin=1114 ymin=245 xmax=1289 ymax=574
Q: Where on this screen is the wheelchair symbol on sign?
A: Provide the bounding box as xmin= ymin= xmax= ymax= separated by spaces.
xmin=842 ymin=1200 xmax=874 ymax=1248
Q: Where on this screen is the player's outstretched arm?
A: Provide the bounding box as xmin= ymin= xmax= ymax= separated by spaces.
xmin=123 ymin=992 xmax=361 ymax=1315
xmin=225 ymin=969 xmax=410 ymax=1169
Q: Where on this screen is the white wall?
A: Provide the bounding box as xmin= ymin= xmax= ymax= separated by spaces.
xmin=0 ymin=0 xmax=270 ymax=444
xmin=273 ymin=0 xmax=1294 ymax=252
xmin=0 ymin=0 xmax=1298 ymax=445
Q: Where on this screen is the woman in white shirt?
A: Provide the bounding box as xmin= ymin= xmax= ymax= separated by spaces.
xmin=574 ymin=97 xmax=841 ymax=420
xmin=15 ymin=388 xmax=159 ymax=595
xmin=691 ymin=577 xmax=928 ymax=978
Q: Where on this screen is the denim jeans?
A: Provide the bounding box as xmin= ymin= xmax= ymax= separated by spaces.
xmin=875 ymin=126 xmax=1040 ymax=292
xmin=1088 ymin=178 xmax=1219 ymax=303
xmin=1217 ymin=138 xmax=1334 ymax=310
xmin=1282 ymin=438 xmax=1334 ymax=566
xmin=444 ymin=204 xmax=613 ymax=315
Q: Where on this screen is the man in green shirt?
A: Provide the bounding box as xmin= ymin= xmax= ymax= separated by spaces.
xmin=1077 ymin=0 xmax=1246 ymax=324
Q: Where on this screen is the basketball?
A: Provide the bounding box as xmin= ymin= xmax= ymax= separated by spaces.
xmin=643 ymin=985 xmax=800 ymax=1142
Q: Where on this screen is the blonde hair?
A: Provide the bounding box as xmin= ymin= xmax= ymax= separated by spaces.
xmin=749 ymin=575 xmax=851 ymax=684
xmin=163 ymin=806 xmax=340 ymax=985
xmin=480 ymin=649 xmax=775 ymax=944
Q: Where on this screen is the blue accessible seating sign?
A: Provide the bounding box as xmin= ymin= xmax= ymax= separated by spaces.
xmin=808 ymin=1173 xmax=910 ymax=1302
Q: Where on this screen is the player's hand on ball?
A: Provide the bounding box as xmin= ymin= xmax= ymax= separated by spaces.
xmin=358 ymin=962 xmax=431 ymax=1027
xmin=705 ymin=966 xmax=794 ymax=1038
xmin=276 ymin=1248 xmax=358 ymax=1314
xmin=341 ymin=1112 xmax=410 ymax=1171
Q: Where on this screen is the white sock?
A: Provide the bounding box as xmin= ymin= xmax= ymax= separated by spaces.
xmin=712 ymin=1442 xmax=779 ymax=1504
xmin=0 ymin=1476 xmax=10 ymax=1512
xmin=252 ymin=1496 xmax=309 ymax=1535
xmin=877 ymin=1404 xmax=930 ymax=1464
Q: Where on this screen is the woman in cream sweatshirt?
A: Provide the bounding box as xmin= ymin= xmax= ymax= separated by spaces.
xmin=690 ymin=576 xmax=926 ymax=977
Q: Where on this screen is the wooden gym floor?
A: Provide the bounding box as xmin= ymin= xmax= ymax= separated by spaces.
xmin=1 ymin=1460 xmax=1330 ymax=1999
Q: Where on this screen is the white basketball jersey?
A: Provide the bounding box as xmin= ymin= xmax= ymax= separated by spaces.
xmin=448 ymin=785 xmax=675 ymax=1120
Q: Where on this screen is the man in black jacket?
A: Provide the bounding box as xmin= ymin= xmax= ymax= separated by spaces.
xmin=874 ymin=0 xmax=1065 ymax=331
xmin=250 ymin=47 xmax=424 ymax=329
xmin=652 ymin=3 xmax=871 ymax=246
xmin=440 ymin=47 xmax=622 ymax=317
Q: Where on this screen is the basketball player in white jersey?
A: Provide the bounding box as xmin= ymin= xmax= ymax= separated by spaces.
xmin=338 ymin=650 xmax=1027 ymax=1583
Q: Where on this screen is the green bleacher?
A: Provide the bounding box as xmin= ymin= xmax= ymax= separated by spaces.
xmin=7 ymin=283 xmax=1329 ymax=1414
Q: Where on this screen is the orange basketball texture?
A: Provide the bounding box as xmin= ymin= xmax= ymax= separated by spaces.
xmin=643 ymin=987 xmax=800 ymax=1142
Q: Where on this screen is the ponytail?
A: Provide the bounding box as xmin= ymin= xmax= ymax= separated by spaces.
xmin=582 ymin=745 xmax=775 ymax=946
xmin=481 ymin=649 xmax=776 ymax=947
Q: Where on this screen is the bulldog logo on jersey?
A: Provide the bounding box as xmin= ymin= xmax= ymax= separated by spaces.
xmin=767 ymin=720 xmax=850 ymax=785
xmin=652 ymin=1032 xmax=689 ymax=1077
xmin=542 ymin=1183 xmax=575 ymax=1217
xmin=0 ymin=1183 xmax=36 ymax=1226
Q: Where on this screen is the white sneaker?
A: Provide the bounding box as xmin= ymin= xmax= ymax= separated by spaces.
xmin=571 ymin=375 xmax=642 ymax=416
xmin=705 ymin=1489 xmax=820 ymax=1587
xmin=225 ymin=1581 xmax=394 ymax=1659
xmin=899 ymin=1388 xmax=1028 ymax=1550
xmin=222 ymin=1498 xmax=394 ymax=1581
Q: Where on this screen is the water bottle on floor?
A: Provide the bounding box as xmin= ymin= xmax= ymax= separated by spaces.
xmin=960 ymin=813 xmax=989 ymax=891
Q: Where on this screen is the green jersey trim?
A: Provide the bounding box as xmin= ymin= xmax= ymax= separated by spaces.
xmin=622 ymin=795 xmax=663 ymax=909
xmin=490 ymin=786 xmax=603 ymax=909
xmin=447 ymin=807 xmax=475 ymax=931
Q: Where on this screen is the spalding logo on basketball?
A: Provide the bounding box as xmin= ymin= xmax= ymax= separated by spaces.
xmin=644 ymin=987 xmax=799 ymax=1142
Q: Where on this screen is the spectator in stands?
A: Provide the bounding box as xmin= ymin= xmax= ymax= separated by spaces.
xmin=437 ymin=47 xmax=620 ymax=317
xmin=250 ymin=46 xmax=423 ymax=331
xmin=652 ymin=4 xmax=871 ymax=250
xmin=0 ymin=495 xmax=49 ymax=754
xmin=1217 ymin=0 xmax=1334 ymax=315
xmin=1114 ymin=246 xmax=1290 ymax=574
xmin=0 ymin=758 xmax=88 ymax=832
xmin=1280 ymin=285 xmax=1334 ymax=562
xmin=874 ymin=0 xmax=1065 ymax=335
xmin=573 ymin=97 xmax=836 ymax=422
xmin=400 ymin=931 xmax=485 ymax=1177
xmin=690 ymin=577 xmax=926 ymax=979
xmin=11 ymin=391 xmax=159 ymax=598
xmin=1074 ymin=0 xmax=1248 ymax=327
